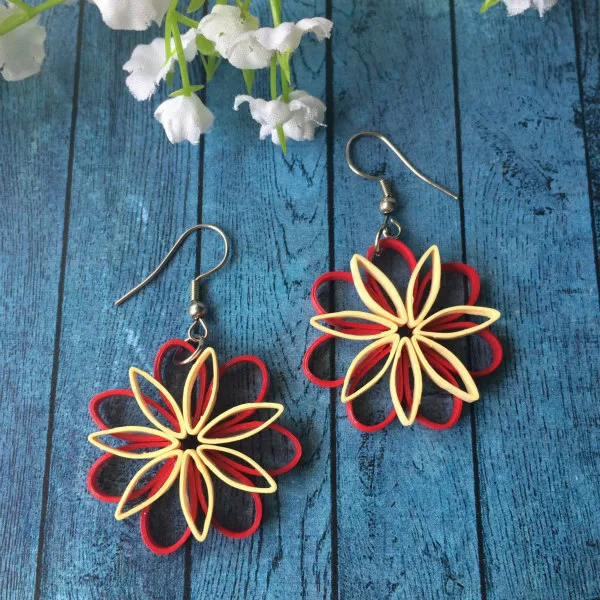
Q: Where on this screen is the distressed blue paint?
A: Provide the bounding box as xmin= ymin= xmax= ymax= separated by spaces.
xmin=0 ymin=5 xmax=79 ymax=598
xmin=454 ymin=1 xmax=600 ymax=598
xmin=188 ymin=0 xmax=332 ymax=597
xmin=331 ymin=1 xmax=482 ymax=598
xmin=32 ymin=6 xmax=199 ymax=599
xmin=0 ymin=0 xmax=599 ymax=599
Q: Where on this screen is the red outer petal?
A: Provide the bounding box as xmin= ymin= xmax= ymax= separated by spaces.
xmin=202 ymin=422 xmax=302 ymax=477
xmin=303 ymin=334 xmax=344 ymax=388
xmin=310 ymin=271 xmax=390 ymax=334
xmin=344 ymin=343 xmax=397 ymax=432
xmin=414 ymin=262 xmax=481 ymax=324
xmin=87 ymin=443 xmax=175 ymax=504
xmin=196 ymin=453 xmax=263 ymax=539
xmin=89 ymin=389 xmax=180 ymax=434
xmin=140 ymin=456 xmax=193 ymax=555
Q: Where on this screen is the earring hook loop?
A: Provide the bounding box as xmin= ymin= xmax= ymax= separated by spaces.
xmin=115 ymin=223 xmax=230 ymax=306
xmin=345 ymin=131 xmax=459 ymax=200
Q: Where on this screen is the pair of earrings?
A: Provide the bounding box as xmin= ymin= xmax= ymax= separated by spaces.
xmin=87 ymin=132 xmax=502 ymax=554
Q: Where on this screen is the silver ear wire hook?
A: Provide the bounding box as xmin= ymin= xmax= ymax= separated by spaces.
xmin=346 ymin=131 xmax=459 ymax=255
xmin=115 ymin=224 xmax=229 ymax=365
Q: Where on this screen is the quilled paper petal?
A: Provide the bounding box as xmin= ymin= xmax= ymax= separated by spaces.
xmin=341 ymin=334 xmax=400 ymax=403
xmin=350 ymin=254 xmax=408 ymax=326
xmin=406 ymin=245 xmax=441 ymax=328
xmin=198 ymin=402 xmax=284 ymax=444
xmin=415 ymin=305 xmax=501 ymax=339
xmin=310 ymin=310 xmax=397 ymax=340
xmin=115 ymin=450 xmax=183 ymax=520
xmin=412 ymin=335 xmax=479 ymax=402
xmin=129 ymin=367 xmax=186 ymax=438
xmin=389 ymin=338 xmax=423 ymax=426
xmin=198 ymin=445 xmax=277 ymax=493
xmin=88 ymin=426 xmax=179 ymax=459
xmin=179 ymin=450 xmax=214 ymax=542
xmin=183 ymin=347 xmax=219 ymax=435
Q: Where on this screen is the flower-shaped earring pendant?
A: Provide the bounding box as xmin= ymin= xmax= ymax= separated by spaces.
xmin=304 ymin=240 xmax=502 ymax=430
xmin=303 ymin=132 xmax=504 ymax=432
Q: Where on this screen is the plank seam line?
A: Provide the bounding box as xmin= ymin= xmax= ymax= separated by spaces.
xmin=449 ymin=1 xmax=487 ymax=598
xmin=571 ymin=0 xmax=600 ymax=310
xmin=33 ymin=1 xmax=85 ymax=598
xmin=325 ymin=0 xmax=339 ymax=595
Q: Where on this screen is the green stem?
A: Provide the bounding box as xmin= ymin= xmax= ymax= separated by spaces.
xmin=269 ymin=0 xmax=281 ymax=26
xmin=0 ymin=0 xmax=66 ymax=36
xmin=270 ymin=55 xmax=278 ymax=100
xmin=166 ymin=3 xmax=192 ymax=95
xmin=176 ymin=13 xmax=199 ymax=28
xmin=280 ymin=68 xmax=290 ymax=102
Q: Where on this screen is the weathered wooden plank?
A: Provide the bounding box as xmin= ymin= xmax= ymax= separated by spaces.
xmin=188 ymin=1 xmax=332 ymax=598
xmin=331 ymin=1 xmax=482 ymax=597
xmin=36 ymin=7 xmax=200 ymax=598
xmin=0 ymin=6 xmax=79 ymax=598
xmin=575 ymin=0 xmax=600 ymax=253
xmin=454 ymin=2 xmax=600 ymax=598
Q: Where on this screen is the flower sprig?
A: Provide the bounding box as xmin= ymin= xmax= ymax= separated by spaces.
xmin=0 ymin=0 xmax=333 ymax=152
xmin=480 ymin=0 xmax=558 ymax=16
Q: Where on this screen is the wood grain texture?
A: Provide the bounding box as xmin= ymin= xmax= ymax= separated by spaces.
xmin=331 ymin=1 xmax=482 ymax=598
xmin=34 ymin=5 xmax=200 ymax=599
xmin=1 ymin=1 xmax=600 ymax=599
xmin=454 ymin=2 xmax=600 ymax=598
xmin=0 ymin=5 xmax=79 ymax=598
xmin=188 ymin=1 xmax=333 ymax=598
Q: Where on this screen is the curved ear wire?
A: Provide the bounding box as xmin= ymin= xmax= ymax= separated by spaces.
xmin=345 ymin=131 xmax=459 ymax=255
xmin=345 ymin=131 xmax=459 ymax=200
xmin=115 ymin=224 xmax=230 ymax=306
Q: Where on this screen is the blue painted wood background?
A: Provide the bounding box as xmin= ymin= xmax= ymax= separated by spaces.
xmin=1 ymin=0 xmax=599 ymax=598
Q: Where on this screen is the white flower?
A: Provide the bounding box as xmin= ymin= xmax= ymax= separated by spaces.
xmin=197 ymin=5 xmax=258 ymax=55
xmin=0 ymin=5 xmax=46 ymax=81
xmin=502 ymin=0 xmax=558 ymax=15
xmin=253 ymin=18 xmax=332 ymax=53
xmin=198 ymin=6 xmax=332 ymax=70
xmin=154 ymin=94 xmax=214 ymax=144
xmin=234 ymin=90 xmax=326 ymax=145
xmin=90 ymin=0 xmax=170 ymax=30
xmin=123 ymin=30 xmax=197 ymax=101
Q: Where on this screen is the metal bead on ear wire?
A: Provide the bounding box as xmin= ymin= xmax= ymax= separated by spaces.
xmin=303 ymin=132 xmax=503 ymax=432
xmin=87 ymin=224 xmax=301 ymax=555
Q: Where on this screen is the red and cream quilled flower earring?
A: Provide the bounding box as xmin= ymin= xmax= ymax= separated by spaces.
xmin=303 ymin=132 xmax=503 ymax=432
xmin=87 ymin=224 xmax=301 ymax=554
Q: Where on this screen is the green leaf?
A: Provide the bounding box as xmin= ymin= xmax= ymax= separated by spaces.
xmin=166 ymin=70 xmax=175 ymax=88
xmin=169 ymin=85 xmax=204 ymax=98
xmin=277 ymin=51 xmax=291 ymax=87
xmin=187 ymin=0 xmax=204 ymax=13
xmin=480 ymin=0 xmax=500 ymax=13
xmin=242 ymin=69 xmax=255 ymax=94
xmin=196 ymin=34 xmax=217 ymax=56
xmin=276 ymin=125 xmax=287 ymax=154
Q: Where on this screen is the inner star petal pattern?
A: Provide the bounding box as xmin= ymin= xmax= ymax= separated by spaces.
xmin=304 ymin=239 xmax=503 ymax=431
xmin=87 ymin=339 xmax=301 ymax=554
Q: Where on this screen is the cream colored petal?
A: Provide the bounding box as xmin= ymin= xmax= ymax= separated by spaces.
xmin=415 ymin=305 xmax=501 ymax=339
xmin=310 ymin=310 xmax=398 ymax=341
xmin=88 ymin=426 xmax=180 ymax=459
xmin=197 ymin=445 xmax=277 ymax=493
xmin=129 ymin=367 xmax=186 ymax=439
xmin=115 ymin=450 xmax=183 ymax=520
xmin=389 ymin=338 xmax=423 ymax=426
xmin=412 ymin=335 xmax=479 ymax=402
xmin=198 ymin=402 xmax=283 ymax=444
xmin=179 ymin=450 xmax=213 ymax=542
xmin=183 ymin=347 xmax=219 ymax=435
xmin=406 ymin=245 xmax=441 ymax=328
xmin=350 ymin=254 xmax=407 ymax=326
xmin=341 ymin=334 xmax=400 ymax=403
